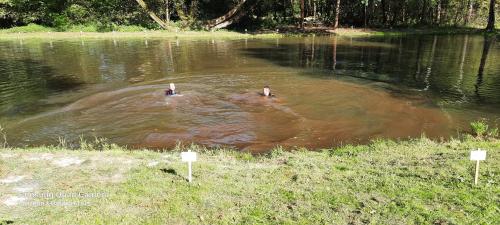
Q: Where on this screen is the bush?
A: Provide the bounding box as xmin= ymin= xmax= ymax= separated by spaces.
xmin=52 ymin=14 xmax=71 ymax=31
xmin=66 ymin=24 xmax=99 ymax=32
xmin=470 ymin=119 xmax=498 ymax=139
xmin=95 ymin=21 xmax=114 ymax=32
xmin=65 ymin=4 xmax=88 ymax=24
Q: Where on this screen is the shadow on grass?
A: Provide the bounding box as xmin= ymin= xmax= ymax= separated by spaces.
xmin=160 ymin=168 xmax=177 ymax=175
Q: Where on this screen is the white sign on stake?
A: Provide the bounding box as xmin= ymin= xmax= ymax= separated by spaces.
xmin=181 ymin=150 xmax=197 ymax=183
xmin=470 ymin=149 xmax=487 ymax=185
xmin=470 ymin=150 xmax=486 ymax=161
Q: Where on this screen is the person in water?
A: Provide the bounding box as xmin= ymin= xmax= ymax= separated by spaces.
xmin=165 ymin=83 xmax=176 ymax=96
xmin=260 ymin=85 xmax=275 ymax=97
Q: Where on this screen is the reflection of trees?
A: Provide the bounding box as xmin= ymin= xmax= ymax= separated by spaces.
xmin=0 ymin=59 xmax=81 ymax=117
xmin=422 ymin=36 xmax=437 ymax=91
xmin=332 ymin=36 xmax=337 ymax=70
xmin=242 ymin=35 xmax=500 ymax=105
xmin=455 ymin=35 xmax=469 ymax=103
xmin=414 ymin=36 xmax=423 ymax=83
xmin=475 ymin=35 xmax=496 ymax=100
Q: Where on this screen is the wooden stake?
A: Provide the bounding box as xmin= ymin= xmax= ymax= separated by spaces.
xmin=188 ymin=161 xmax=192 ymax=183
xmin=474 ymin=160 xmax=480 ymax=185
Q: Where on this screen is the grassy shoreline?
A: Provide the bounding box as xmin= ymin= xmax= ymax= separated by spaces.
xmin=0 ymin=30 xmax=283 ymax=40
xmin=1 ymin=137 xmax=498 ymax=224
xmin=0 ymin=26 xmax=498 ymax=40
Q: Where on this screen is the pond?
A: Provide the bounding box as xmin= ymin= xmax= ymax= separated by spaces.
xmin=0 ymin=34 xmax=499 ymax=152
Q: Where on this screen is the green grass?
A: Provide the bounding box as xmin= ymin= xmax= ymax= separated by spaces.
xmin=0 ymin=137 xmax=498 ymax=224
xmin=328 ymin=27 xmax=500 ymax=37
xmin=2 ymin=24 xmax=498 ymax=40
xmin=0 ymin=24 xmax=285 ymax=40
xmin=0 ymin=24 xmax=55 ymax=33
xmin=0 ymin=24 xmax=148 ymax=33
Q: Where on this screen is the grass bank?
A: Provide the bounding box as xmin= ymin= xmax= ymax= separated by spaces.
xmin=0 ymin=137 xmax=498 ymax=224
xmin=1 ymin=24 xmax=498 ymax=40
xmin=0 ymin=30 xmax=283 ymax=40
xmin=324 ymin=27 xmax=499 ymax=37
xmin=0 ymin=24 xmax=283 ymax=40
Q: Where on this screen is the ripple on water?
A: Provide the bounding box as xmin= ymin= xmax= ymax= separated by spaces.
xmin=7 ymin=78 xmax=457 ymax=152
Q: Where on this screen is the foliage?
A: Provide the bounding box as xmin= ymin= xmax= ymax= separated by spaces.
xmin=79 ymin=135 xmax=118 ymax=151
xmin=0 ymin=125 xmax=6 ymax=148
xmin=470 ymin=119 xmax=499 ymax=139
xmin=471 ymin=120 xmax=489 ymax=137
xmin=0 ymin=0 xmax=497 ymax=31
xmin=52 ymin=14 xmax=70 ymax=31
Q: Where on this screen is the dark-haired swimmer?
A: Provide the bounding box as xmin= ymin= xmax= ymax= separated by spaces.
xmin=260 ymin=85 xmax=275 ymax=97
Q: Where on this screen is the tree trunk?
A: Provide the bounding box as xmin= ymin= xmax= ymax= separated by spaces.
xmin=436 ymin=0 xmax=442 ymax=25
xmin=369 ymin=0 xmax=374 ymax=25
xmin=364 ymin=4 xmax=367 ymax=28
xmin=453 ymin=1 xmax=462 ymax=26
xmin=135 ymin=0 xmax=168 ymax=29
xmin=381 ymin=0 xmax=387 ymax=25
xmin=206 ymin=0 xmax=254 ymax=29
xmin=165 ymin=0 xmax=170 ymax=23
xmin=420 ymin=0 xmax=427 ymax=24
xmin=464 ymin=0 xmax=474 ymax=26
xmin=334 ymin=0 xmax=340 ymax=29
xmin=313 ymin=0 xmax=317 ymax=20
xmin=189 ymin=0 xmax=199 ymax=18
xmin=300 ymin=0 xmax=305 ymax=29
xmin=174 ymin=0 xmax=188 ymax=21
xmin=402 ymin=1 xmax=406 ymax=24
xmin=485 ymin=0 xmax=496 ymax=31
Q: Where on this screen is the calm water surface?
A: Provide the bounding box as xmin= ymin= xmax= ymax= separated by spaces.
xmin=0 ymin=35 xmax=499 ymax=152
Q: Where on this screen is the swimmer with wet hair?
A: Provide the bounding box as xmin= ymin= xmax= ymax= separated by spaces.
xmin=260 ymin=85 xmax=275 ymax=97
xmin=165 ymin=83 xmax=176 ymax=96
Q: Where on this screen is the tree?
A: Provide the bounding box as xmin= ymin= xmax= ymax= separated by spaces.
xmin=165 ymin=0 xmax=170 ymax=23
xmin=361 ymin=0 xmax=368 ymax=28
xmin=0 ymin=0 xmax=497 ymax=30
xmin=485 ymin=0 xmax=496 ymax=31
xmin=206 ymin=0 xmax=256 ymax=29
xmin=300 ymin=0 xmax=305 ymax=29
xmin=334 ymin=0 xmax=340 ymax=29
xmin=135 ymin=0 xmax=168 ymax=29
xmin=464 ymin=0 xmax=474 ymax=25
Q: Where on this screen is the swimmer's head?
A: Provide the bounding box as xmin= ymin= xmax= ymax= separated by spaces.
xmin=263 ymin=86 xmax=271 ymax=97
xmin=169 ymin=83 xmax=176 ymax=91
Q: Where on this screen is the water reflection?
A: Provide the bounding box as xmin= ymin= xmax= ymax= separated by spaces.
xmin=475 ymin=35 xmax=496 ymax=101
xmin=0 ymin=59 xmax=82 ymax=117
xmin=242 ymin=35 xmax=500 ymax=105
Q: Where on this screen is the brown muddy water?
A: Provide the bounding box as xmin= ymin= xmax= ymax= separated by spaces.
xmin=0 ymin=35 xmax=499 ymax=152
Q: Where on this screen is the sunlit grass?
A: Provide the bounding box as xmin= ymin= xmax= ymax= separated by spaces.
xmin=328 ymin=27 xmax=499 ymax=37
xmin=2 ymin=25 xmax=497 ymax=41
xmin=0 ymin=28 xmax=285 ymax=40
xmin=1 ymin=137 xmax=498 ymax=224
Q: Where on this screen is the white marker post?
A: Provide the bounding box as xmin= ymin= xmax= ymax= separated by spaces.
xmin=181 ymin=150 xmax=197 ymax=183
xmin=470 ymin=149 xmax=487 ymax=185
